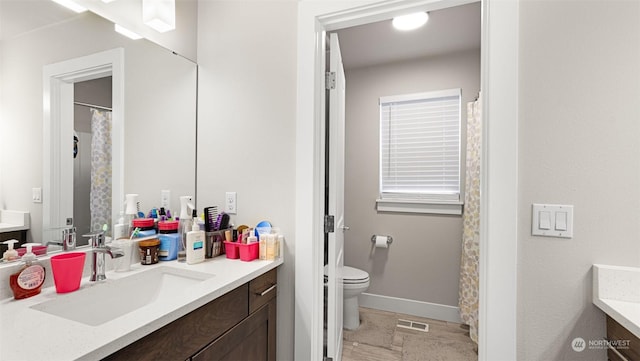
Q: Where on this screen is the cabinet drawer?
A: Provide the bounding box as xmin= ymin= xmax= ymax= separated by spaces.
xmin=249 ymin=268 xmax=277 ymax=314
xmin=104 ymin=284 xmax=248 ymax=361
xmin=192 ymin=301 xmax=271 ymax=361
xmin=606 ymin=316 xmax=640 ymax=361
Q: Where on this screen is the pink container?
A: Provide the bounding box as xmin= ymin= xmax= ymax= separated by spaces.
xmin=50 ymin=252 xmax=86 ymax=293
xmin=17 ymin=245 xmax=48 ymax=257
xmin=238 ymin=242 xmax=259 ymax=262
xmin=224 ymin=241 xmax=239 ymax=259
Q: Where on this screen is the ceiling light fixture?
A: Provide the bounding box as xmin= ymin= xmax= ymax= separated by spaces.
xmin=143 ymin=0 xmax=176 ymax=33
xmin=51 ymin=0 xmax=88 ymax=13
xmin=115 ymin=24 xmax=142 ymax=40
xmin=392 ymin=12 xmax=429 ymax=31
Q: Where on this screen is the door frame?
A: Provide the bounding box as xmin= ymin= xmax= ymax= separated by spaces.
xmin=294 ymin=0 xmax=518 ymax=360
xmin=42 ymin=48 xmax=124 ymax=242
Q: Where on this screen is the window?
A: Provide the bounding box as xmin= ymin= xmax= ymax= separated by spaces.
xmin=377 ymin=88 xmax=463 ymax=215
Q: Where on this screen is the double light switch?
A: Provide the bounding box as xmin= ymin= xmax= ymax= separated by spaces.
xmin=532 ymin=204 xmax=573 ymax=238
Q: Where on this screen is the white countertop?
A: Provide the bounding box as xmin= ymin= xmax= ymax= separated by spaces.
xmin=0 ymin=210 xmax=30 ymax=233
xmin=0 ymin=256 xmax=282 ymax=361
xmin=592 ymin=264 xmax=640 ymax=339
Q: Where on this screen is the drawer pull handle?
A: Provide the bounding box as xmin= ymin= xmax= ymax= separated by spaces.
xmin=608 ymin=342 xmax=629 ymax=361
xmin=258 ymin=284 xmax=277 ymax=297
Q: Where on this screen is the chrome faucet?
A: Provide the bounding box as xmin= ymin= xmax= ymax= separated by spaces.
xmin=46 ymin=227 xmax=77 ymax=251
xmin=83 ymin=231 xmax=124 ymax=282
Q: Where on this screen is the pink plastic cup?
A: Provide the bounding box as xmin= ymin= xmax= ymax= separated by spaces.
xmin=50 ymin=252 xmax=86 ymax=293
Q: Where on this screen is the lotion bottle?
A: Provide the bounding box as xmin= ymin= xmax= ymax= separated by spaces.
xmin=2 ymin=239 xmax=19 ymax=262
xmin=10 ymin=243 xmax=46 ymax=299
xmin=186 ymin=209 xmax=205 ymax=264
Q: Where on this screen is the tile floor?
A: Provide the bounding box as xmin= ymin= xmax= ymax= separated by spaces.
xmin=342 ymin=307 xmax=478 ymax=361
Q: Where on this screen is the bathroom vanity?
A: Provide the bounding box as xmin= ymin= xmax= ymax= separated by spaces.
xmin=592 ymin=264 xmax=640 ymax=360
xmin=0 ymin=210 xmax=30 ymax=247
xmin=105 ymin=268 xmax=277 ymax=361
xmin=0 ymin=256 xmax=281 ymax=360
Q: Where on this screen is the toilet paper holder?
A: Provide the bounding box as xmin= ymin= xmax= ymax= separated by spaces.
xmin=371 ymin=235 xmax=393 ymax=245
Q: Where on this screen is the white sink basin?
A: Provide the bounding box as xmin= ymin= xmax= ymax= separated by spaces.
xmin=592 ymin=264 xmax=640 ymax=338
xmin=31 ymin=266 xmax=214 ymax=326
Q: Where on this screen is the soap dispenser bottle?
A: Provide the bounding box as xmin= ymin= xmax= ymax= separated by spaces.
xmin=186 ymin=209 xmax=205 ymax=264
xmin=2 ymin=239 xmax=20 ymax=262
xmin=10 ymin=243 xmax=46 ymax=299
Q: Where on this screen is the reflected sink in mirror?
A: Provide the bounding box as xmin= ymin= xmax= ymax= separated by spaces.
xmin=31 ymin=267 xmax=213 ymax=326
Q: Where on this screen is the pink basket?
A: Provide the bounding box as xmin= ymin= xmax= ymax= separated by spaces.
xmin=224 ymin=241 xmax=239 ymax=259
xmin=238 ymin=242 xmax=259 ymax=262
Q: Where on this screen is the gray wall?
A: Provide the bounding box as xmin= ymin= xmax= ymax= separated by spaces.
xmin=518 ymin=1 xmax=640 ymax=360
xmin=344 ymin=49 xmax=480 ymax=307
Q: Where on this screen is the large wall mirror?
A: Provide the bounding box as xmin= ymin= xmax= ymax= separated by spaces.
xmin=0 ymin=1 xmax=197 ymax=250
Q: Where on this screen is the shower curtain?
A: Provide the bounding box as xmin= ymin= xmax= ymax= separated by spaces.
xmin=89 ymin=108 xmax=112 ymax=233
xmin=459 ymin=95 xmax=481 ymax=345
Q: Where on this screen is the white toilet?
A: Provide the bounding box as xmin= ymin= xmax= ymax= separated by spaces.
xmin=342 ymin=266 xmax=370 ymax=330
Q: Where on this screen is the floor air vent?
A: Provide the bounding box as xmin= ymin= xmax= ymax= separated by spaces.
xmin=396 ymin=319 xmax=429 ymax=332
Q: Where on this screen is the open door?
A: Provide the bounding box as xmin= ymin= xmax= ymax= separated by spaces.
xmin=325 ymin=32 xmax=346 ymax=361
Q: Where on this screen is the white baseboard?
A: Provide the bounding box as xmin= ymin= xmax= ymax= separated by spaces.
xmin=359 ymin=292 xmax=463 ymax=324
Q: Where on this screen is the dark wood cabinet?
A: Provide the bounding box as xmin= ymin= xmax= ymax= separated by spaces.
xmin=606 ymin=315 xmax=640 ymax=361
xmin=104 ymin=268 xmax=277 ymax=361
xmin=192 ymin=296 xmax=276 ymax=361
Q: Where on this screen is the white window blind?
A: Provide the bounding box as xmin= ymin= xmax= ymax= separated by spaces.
xmin=379 ymin=89 xmax=461 ymax=204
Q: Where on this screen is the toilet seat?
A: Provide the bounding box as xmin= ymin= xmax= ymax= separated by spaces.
xmin=323 ymin=266 xmax=370 ymax=284
xmin=342 ymin=266 xmax=369 ymax=284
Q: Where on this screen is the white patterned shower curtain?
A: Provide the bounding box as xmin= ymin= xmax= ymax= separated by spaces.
xmin=459 ymin=95 xmax=481 ymax=345
xmin=90 ymin=108 xmax=112 ymax=233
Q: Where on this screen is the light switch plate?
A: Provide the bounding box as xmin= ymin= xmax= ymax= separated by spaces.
xmin=532 ymin=204 xmax=573 ymax=238
xmin=161 ymin=190 xmax=171 ymax=210
xmin=32 ymin=188 xmax=42 ymax=203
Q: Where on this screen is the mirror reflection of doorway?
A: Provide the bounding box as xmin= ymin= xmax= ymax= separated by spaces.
xmin=73 ymin=77 xmax=112 ymax=244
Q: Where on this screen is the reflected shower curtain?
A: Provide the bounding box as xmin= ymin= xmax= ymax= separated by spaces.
xmin=459 ymin=95 xmax=481 ymax=345
xmin=90 ymin=108 xmax=112 ymax=233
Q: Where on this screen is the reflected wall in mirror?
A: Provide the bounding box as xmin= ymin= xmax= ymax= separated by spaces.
xmin=74 ymin=77 xmax=113 ymax=237
xmin=0 ymin=3 xmax=197 ymax=249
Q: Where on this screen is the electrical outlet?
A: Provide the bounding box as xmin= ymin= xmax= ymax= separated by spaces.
xmin=32 ymin=188 xmax=42 ymax=203
xmin=225 ymin=192 xmax=237 ymax=214
xmin=161 ymin=190 xmax=171 ymax=210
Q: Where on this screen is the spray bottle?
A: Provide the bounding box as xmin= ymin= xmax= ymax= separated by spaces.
xmin=177 ymin=196 xmax=193 ymax=262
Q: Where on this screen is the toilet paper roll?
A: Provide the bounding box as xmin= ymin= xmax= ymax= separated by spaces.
xmin=375 ymin=235 xmax=388 ymax=248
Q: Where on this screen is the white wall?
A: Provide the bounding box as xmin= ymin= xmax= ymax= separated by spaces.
xmin=518 ymin=1 xmax=640 ymax=360
xmin=196 ymin=1 xmax=297 ymax=360
xmin=74 ymin=0 xmax=198 ymax=61
xmin=344 ymin=49 xmax=480 ymax=307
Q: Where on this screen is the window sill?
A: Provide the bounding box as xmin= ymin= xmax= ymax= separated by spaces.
xmin=376 ymin=199 xmax=463 ymax=215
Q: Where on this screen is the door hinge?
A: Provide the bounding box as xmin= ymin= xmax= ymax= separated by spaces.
xmin=325 ymin=72 xmax=336 ymax=90
xmin=324 ymin=215 xmax=335 ymax=233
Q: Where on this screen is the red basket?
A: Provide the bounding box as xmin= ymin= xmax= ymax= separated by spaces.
xmin=238 ymin=242 xmax=259 ymax=262
xmin=224 ymin=241 xmax=239 ymax=259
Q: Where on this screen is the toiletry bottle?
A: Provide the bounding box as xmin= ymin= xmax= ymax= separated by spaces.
xmin=10 ymin=243 xmax=46 ymax=299
xmin=259 ymin=233 xmax=267 ymax=260
xmin=266 ymin=234 xmax=276 ymax=260
xmin=114 ymin=211 xmax=127 ymax=240
xmin=2 ymin=239 xmax=20 ymax=262
xmin=276 ymin=234 xmax=283 ymax=259
xmin=158 ymin=220 xmax=180 ymax=261
xmin=186 ymin=209 xmax=205 ymax=264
